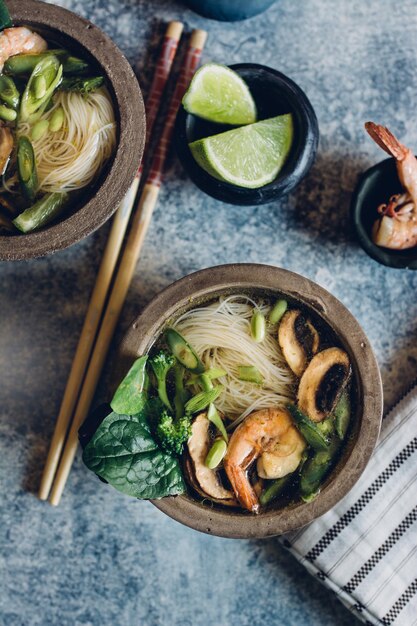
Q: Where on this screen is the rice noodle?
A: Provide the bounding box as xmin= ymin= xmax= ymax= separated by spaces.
xmin=11 ymin=88 xmax=116 ymax=193
xmin=174 ymin=295 xmax=295 ymax=428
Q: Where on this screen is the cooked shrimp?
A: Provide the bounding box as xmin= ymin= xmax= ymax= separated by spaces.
xmin=365 ymin=122 xmax=417 ymax=249
xmin=0 ymin=27 xmax=47 ymax=72
xmin=224 ymin=407 xmax=306 ymax=513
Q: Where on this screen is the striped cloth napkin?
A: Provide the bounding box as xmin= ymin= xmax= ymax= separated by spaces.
xmin=280 ymin=384 xmax=417 ymax=626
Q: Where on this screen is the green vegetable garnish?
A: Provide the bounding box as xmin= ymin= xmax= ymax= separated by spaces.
xmin=49 ymin=107 xmax=65 ymax=132
xmin=287 ymin=404 xmax=330 ymax=451
xmin=251 ymin=310 xmax=266 ymax=343
xmin=269 ymin=299 xmax=288 ymax=325
xmin=0 ymin=0 xmax=12 ymax=30
xmin=59 ymin=76 xmax=104 ymax=94
xmin=17 ymin=136 xmax=38 ymax=202
xmin=82 ymin=405 xmax=185 ymax=499
xmin=237 ymin=365 xmax=264 ymax=385
xmin=185 ymin=386 xmax=224 ymax=414
xmin=31 ymin=120 xmax=49 ymax=142
xmin=13 ymin=192 xmax=69 ymax=233
xmin=156 ymin=408 xmax=192 ymax=456
xmin=207 ymin=402 xmax=228 ymax=442
xmin=173 ymin=363 xmax=189 ymax=420
xmin=205 ymin=438 xmax=227 ymax=469
xmin=260 ymin=475 xmax=290 ymax=505
xmin=110 ymin=355 xmax=148 ymax=415
xmin=150 ymin=351 xmax=176 ymax=410
xmin=199 ymin=372 xmax=214 ymax=392
xmin=0 ymin=103 xmax=16 ymax=121
xmin=165 ymin=328 xmax=204 ymax=373
xmin=0 ymin=75 xmax=19 ymax=109
xmin=300 ymin=437 xmax=340 ymax=502
xmin=4 ymin=50 xmax=90 ymax=76
xmin=20 ymin=55 xmax=63 ymax=122
xmin=334 ymin=390 xmax=351 ymax=440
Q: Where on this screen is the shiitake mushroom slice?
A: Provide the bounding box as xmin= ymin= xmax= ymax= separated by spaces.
xmin=278 ymin=310 xmax=320 ymax=377
xmin=297 ymin=347 xmax=351 ymax=422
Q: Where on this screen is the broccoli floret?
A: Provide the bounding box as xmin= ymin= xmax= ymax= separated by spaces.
xmin=156 ymin=409 xmax=192 ymax=456
xmin=150 ymin=351 xmax=175 ymax=410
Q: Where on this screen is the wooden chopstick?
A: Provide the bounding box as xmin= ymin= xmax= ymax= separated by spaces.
xmin=38 ymin=21 xmax=184 ymax=502
xmin=48 ymin=28 xmax=208 ymax=506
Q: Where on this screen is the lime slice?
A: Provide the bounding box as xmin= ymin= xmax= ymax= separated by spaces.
xmin=189 ymin=114 xmax=293 ymax=189
xmin=182 ymin=63 xmax=257 ymax=125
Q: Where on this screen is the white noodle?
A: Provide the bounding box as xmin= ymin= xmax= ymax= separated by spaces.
xmin=174 ymin=295 xmax=295 ymax=428
xmin=8 ymin=88 xmax=116 ymax=193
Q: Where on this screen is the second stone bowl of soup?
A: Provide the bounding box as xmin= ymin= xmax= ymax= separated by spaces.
xmin=114 ymin=264 xmax=382 ymax=539
xmin=0 ymin=0 xmax=145 ymax=260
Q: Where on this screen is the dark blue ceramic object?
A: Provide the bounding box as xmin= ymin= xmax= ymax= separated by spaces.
xmin=184 ymin=0 xmax=277 ymax=21
xmin=175 ymin=64 xmax=319 ymax=206
xmin=351 ymin=157 xmax=417 ymax=269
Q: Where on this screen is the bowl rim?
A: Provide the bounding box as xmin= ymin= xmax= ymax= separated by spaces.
xmin=351 ymin=156 xmax=417 ymax=270
xmin=118 ymin=263 xmax=383 ymax=539
xmin=174 ymin=63 xmax=319 ymax=206
xmin=0 ymin=0 xmax=145 ymax=261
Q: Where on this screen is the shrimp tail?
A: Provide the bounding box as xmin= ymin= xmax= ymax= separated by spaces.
xmin=224 ymin=459 xmax=260 ymax=513
xmin=365 ymin=122 xmax=408 ymax=161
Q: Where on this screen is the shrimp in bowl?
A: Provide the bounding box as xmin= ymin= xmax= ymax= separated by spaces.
xmin=365 ymin=122 xmax=417 ymax=250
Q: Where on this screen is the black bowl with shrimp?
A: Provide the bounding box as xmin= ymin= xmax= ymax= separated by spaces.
xmin=351 ymin=122 xmax=417 ymax=270
xmin=79 ymin=264 xmax=382 ymax=539
xmin=0 ymin=0 xmax=145 ymax=260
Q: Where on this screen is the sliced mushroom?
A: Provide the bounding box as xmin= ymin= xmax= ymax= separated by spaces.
xmin=278 ymin=309 xmax=320 ymax=376
xmin=185 ymin=412 xmax=236 ymax=505
xmin=0 ymin=126 xmax=14 ymax=176
xmin=297 ymin=347 xmax=351 ymax=422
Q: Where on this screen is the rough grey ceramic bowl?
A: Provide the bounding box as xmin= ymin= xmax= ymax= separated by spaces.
xmin=0 ymin=0 xmax=145 ymax=261
xmin=118 ymin=264 xmax=383 ymax=539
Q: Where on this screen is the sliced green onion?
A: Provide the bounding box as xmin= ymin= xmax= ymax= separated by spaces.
xmin=0 ymin=75 xmax=19 ymax=109
xmin=34 ymin=75 xmax=47 ymax=99
xmin=205 ymin=438 xmax=227 ymax=469
xmin=31 ymin=119 xmax=49 ymax=142
xmin=49 ymin=107 xmax=64 ymax=132
xmin=0 ymin=104 xmax=16 ymax=121
xmin=269 ymin=299 xmax=288 ymax=325
xmin=199 ymin=373 xmax=214 ymax=392
xmin=251 ymin=311 xmax=266 ymax=343
xmin=13 ymin=192 xmax=69 ymax=233
xmin=237 ymin=365 xmax=264 ymax=385
xmin=207 ymin=402 xmax=228 ymax=442
xmin=204 ymin=367 xmax=227 ymax=380
xmin=185 ymin=386 xmax=223 ymax=415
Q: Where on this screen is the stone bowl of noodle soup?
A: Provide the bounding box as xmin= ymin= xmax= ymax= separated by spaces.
xmin=117 ymin=264 xmax=383 ymax=539
xmin=0 ymin=0 xmax=145 ymax=260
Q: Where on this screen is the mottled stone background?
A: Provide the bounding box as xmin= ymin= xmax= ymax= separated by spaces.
xmin=1 ymin=0 xmax=417 ymax=624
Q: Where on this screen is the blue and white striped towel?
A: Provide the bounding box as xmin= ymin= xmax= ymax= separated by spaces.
xmin=280 ymin=384 xmax=417 ymax=626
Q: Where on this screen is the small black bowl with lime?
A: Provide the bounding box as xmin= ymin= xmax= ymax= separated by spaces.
xmin=175 ymin=63 xmax=319 ymax=206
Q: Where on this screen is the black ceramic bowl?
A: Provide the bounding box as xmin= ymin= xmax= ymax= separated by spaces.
xmin=175 ymin=64 xmax=319 ymax=206
xmin=351 ymin=157 xmax=417 ymax=270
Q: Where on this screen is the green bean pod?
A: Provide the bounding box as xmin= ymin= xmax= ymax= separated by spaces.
xmin=13 ymin=192 xmax=69 ymax=233
xmin=17 ymin=136 xmax=38 ymax=202
xmin=0 ymin=75 xmax=19 ymax=109
xmin=287 ymin=404 xmax=330 ymax=451
xmin=300 ymin=437 xmax=340 ymax=502
xmin=4 ymin=50 xmax=89 ymax=76
xmin=334 ymin=391 xmax=351 ymax=440
xmin=260 ymin=475 xmax=291 ymax=506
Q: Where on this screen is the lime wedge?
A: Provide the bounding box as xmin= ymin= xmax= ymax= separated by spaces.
xmin=189 ymin=114 xmax=293 ymax=189
xmin=182 ymin=63 xmax=257 ymax=125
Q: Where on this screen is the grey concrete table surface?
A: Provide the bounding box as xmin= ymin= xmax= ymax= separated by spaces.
xmin=1 ymin=1 xmax=417 ymax=625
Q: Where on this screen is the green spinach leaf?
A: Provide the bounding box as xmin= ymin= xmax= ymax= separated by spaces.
xmin=110 ymin=355 xmax=148 ymax=415
xmin=82 ymin=403 xmax=185 ymax=499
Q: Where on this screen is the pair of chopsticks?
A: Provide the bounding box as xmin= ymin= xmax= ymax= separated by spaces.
xmin=38 ymin=23 xmax=208 ymax=506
